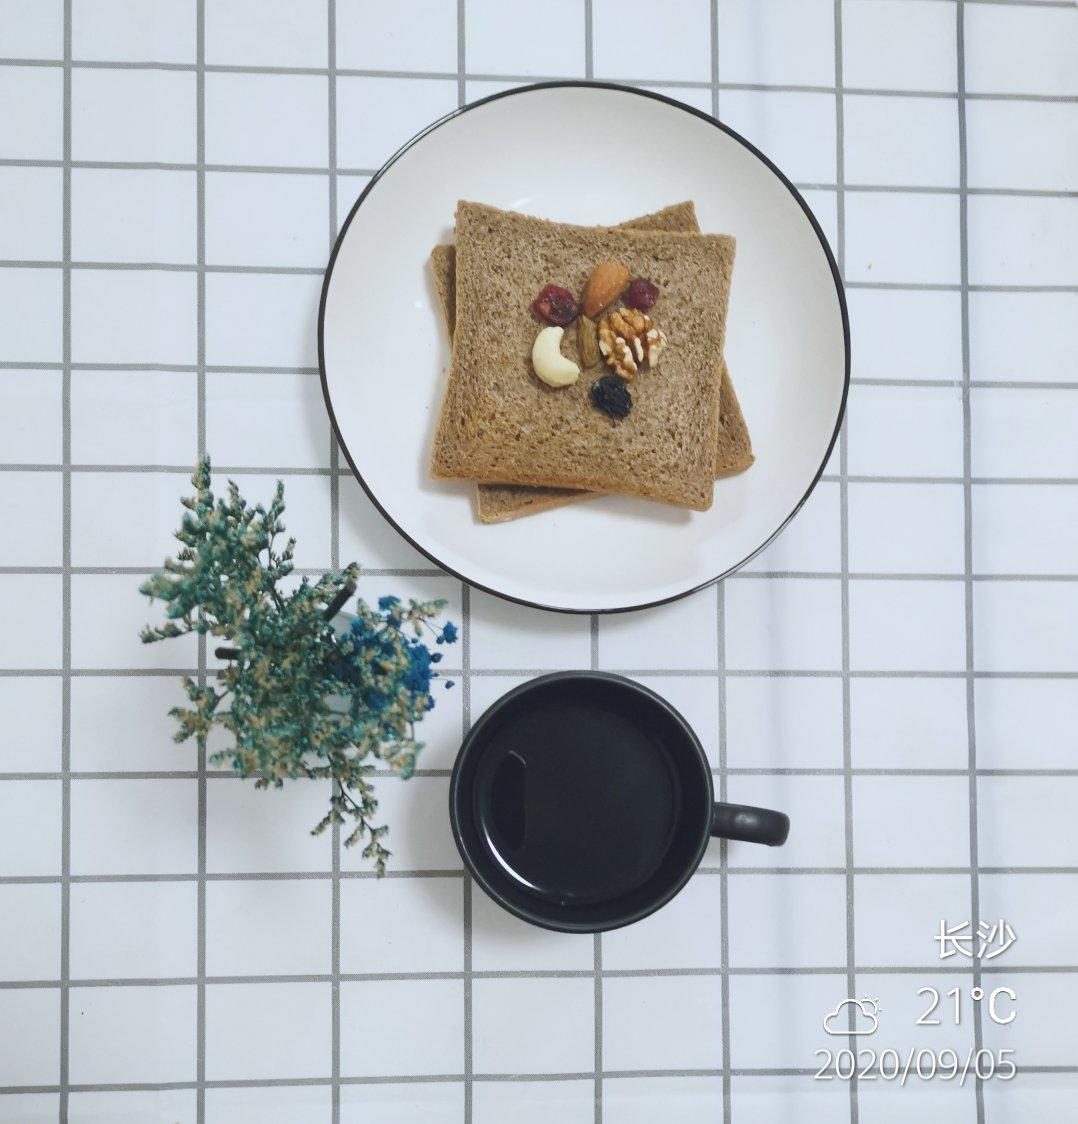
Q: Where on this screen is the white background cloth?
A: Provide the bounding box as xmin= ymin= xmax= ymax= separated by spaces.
xmin=0 ymin=0 xmax=1076 ymax=1121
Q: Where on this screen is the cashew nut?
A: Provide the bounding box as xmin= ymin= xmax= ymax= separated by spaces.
xmin=531 ymin=326 xmax=580 ymax=388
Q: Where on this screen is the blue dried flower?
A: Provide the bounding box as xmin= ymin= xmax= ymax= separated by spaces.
xmin=401 ymin=637 xmax=434 ymax=696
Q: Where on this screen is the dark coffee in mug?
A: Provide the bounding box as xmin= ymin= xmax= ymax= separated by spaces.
xmin=451 ymin=672 xmax=789 ymax=933
xmin=478 ymin=693 xmax=682 ymax=904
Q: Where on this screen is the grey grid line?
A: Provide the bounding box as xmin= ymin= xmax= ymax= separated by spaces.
xmin=6 ymin=565 xmax=1078 ymax=583
xmin=711 ymin=864 xmax=1078 ymax=874
xmin=460 ymin=580 xmax=475 ymax=1124
xmin=799 ymin=185 xmax=1078 ymax=198
xmin=717 ymin=582 xmax=733 ymax=1124
xmin=454 ymin=11 xmax=475 ymax=1121
xmin=581 ymin=10 xmax=604 ymax=1119
xmin=4 ymin=47 xmax=1078 ymax=84
xmin=0 ymin=260 xmax=327 ymax=274
xmin=5 ymin=863 xmax=1078 ymax=887
xmin=3 ymin=961 xmax=1075 ymax=992
xmin=194 ymin=5 xmax=208 ymax=1119
xmin=592 ymin=930 xmax=603 ymax=1123
xmin=738 ymin=572 xmax=1076 ymax=583
xmin=8 ymin=365 xmax=1078 ymax=386
xmin=828 ymin=475 xmax=1078 ymax=485
xmin=326 ymin=5 xmax=342 ymax=1122
xmin=712 ymin=13 xmax=732 ymax=1117
xmin=3 ymin=668 xmax=1076 ymax=681
xmin=852 ymin=379 xmax=1078 ymax=389
xmin=3 ymin=964 xmax=1075 ymax=1013
xmin=847 ymin=282 xmax=1078 ymax=292
xmin=584 ymin=0 xmax=594 ymax=82
xmin=365 ymin=84 xmax=1078 ymax=105
xmin=7 ymin=763 xmax=1078 ymax=782
xmin=461 ymin=579 xmax=474 ymax=1124
xmin=8 ymin=464 xmax=1078 ymax=488
xmin=1 ymin=872 xmax=470 ymax=886
xmin=8 ymin=360 xmax=1078 ymax=394
xmin=456 ymin=0 xmax=466 ymax=108
xmin=0 ymin=567 xmax=449 ymax=578
xmin=591 ymin=758 xmax=603 ymax=1124
xmin=4 ymin=1061 xmax=1078 ymax=1099
xmin=957 ymin=7 xmax=987 ymax=1120
xmin=0 ymin=157 xmax=378 ymax=175
xmin=836 ymin=475 xmax=1078 ymax=485
xmin=0 ymin=362 xmax=320 ymax=373
xmin=1 ymin=465 xmax=353 ymax=475
xmin=7 ymin=364 xmax=1078 ymax=388
xmin=591 ymin=653 xmax=603 ymax=1120
xmin=2 ymin=178 xmax=1077 ymax=203
xmin=5 ymin=1064 xmax=1078 ymax=1098
xmin=10 ymin=371 xmax=1078 ymax=389
xmin=834 ymin=5 xmax=860 ymax=1120
xmin=58 ymin=2 xmax=72 ymax=1118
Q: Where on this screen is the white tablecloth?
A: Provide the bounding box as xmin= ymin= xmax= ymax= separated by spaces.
xmin=1 ymin=1 xmax=1076 ymax=1120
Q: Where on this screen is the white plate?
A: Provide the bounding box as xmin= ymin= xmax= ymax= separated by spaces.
xmin=320 ymin=83 xmax=848 ymax=614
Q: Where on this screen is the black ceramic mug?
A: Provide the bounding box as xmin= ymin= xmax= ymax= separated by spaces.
xmin=449 ymin=672 xmax=790 ymax=933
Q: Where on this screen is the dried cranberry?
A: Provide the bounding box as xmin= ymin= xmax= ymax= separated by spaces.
xmin=591 ymin=375 xmax=632 ymax=420
xmin=625 ymin=277 xmax=659 ymax=312
xmin=531 ymin=284 xmax=580 ymax=326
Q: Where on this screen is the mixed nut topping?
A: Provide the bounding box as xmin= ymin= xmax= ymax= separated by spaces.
xmin=529 ymin=259 xmax=668 ymax=421
xmin=597 ymin=307 xmax=666 ymax=380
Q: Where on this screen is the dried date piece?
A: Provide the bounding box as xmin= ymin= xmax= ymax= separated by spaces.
xmin=532 ymin=284 xmax=580 ymax=327
xmin=625 ymin=277 xmax=659 ymax=312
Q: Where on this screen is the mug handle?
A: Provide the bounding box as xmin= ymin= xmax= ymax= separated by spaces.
xmin=711 ymin=803 xmax=790 ymax=847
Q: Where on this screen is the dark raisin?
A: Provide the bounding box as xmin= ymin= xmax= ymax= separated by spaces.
xmin=531 ymin=283 xmax=580 ymax=326
xmin=591 ymin=375 xmax=632 ymax=420
xmin=625 ymin=277 xmax=659 ymax=312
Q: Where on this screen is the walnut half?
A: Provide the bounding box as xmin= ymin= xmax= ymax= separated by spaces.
xmin=597 ymin=307 xmax=667 ymax=380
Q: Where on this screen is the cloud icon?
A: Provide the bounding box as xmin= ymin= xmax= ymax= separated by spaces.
xmin=823 ymin=997 xmax=880 ymax=1037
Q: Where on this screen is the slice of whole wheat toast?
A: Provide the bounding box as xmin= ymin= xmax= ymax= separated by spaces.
xmin=430 ymin=201 xmax=736 ymax=510
xmin=430 ymin=203 xmax=754 ymax=523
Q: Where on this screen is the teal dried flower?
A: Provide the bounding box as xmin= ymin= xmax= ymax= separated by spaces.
xmin=139 ymin=456 xmax=457 ymax=875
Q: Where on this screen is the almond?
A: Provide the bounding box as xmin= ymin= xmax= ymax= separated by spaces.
xmin=582 ymin=260 xmax=630 ymax=319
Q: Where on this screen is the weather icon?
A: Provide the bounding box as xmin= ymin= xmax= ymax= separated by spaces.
xmin=823 ymin=997 xmax=881 ymax=1037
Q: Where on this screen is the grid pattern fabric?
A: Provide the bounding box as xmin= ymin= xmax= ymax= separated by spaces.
xmin=0 ymin=0 xmax=1076 ymax=1121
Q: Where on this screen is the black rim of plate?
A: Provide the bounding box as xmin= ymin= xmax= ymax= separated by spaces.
xmin=318 ymin=80 xmax=851 ymax=615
